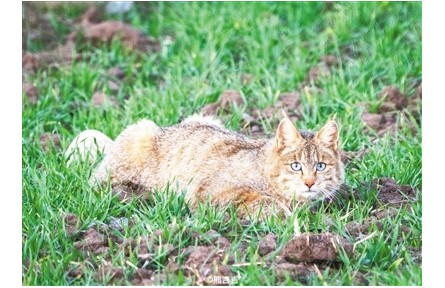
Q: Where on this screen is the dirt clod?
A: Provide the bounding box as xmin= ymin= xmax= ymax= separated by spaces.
xmin=39 ymin=133 xmax=61 ymax=151
xmin=184 ymin=246 xmax=232 ymax=281
xmin=130 ymin=268 xmax=153 ymax=285
xmin=258 ymin=233 xmax=277 ymax=256
xmin=120 ymin=236 xmax=156 ymax=257
xmin=372 ymin=177 xmax=416 ymax=207
xmin=377 ymin=85 xmax=408 ymax=112
xmin=94 ymin=264 xmax=125 ymax=284
xmin=68 ymin=265 xmax=85 ymax=279
xmin=361 ymin=111 xmax=397 ymax=136
xmin=305 ymin=63 xmax=330 ymax=83
xmin=108 ymin=67 xmax=126 ymax=80
xmin=275 ymin=262 xmax=315 ymax=282
xmin=340 ymin=147 xmax=371 ymax=165
xmin=74 ymin=227 xmax=108 ymax=255
xmin=22 ymin=82 xmax=39 ymax=104
xmin=320 ymin=55 xmax=339 ymax=67
xmin=78 ymin=6 xmax=160 ymax=52
xmin=64 ymin=213 xmax=80 ymax=237
xmin=252 ymin=92 xmax=300 ymax=122
xmin=201 ymin=90 xmax=244 ymax=116
xmin=282 ymin=233 xmax=353 ymax=263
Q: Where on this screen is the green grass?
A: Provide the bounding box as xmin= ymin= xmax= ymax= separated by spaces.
xmin=22 ymin=2 xmax=421 ymax=285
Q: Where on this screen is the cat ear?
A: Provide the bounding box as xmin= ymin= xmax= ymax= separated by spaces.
xmin=276 ymin=118 xmax=302 ymax=148
xmin=315 ymin=119 xmax=339 ymax=150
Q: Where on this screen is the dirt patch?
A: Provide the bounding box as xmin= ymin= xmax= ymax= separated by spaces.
xmin=361 ymin=84 xmax=421 ymax=137
xmin=39 ymin=133 xmax=61 ymax=152
xmin=67 ymin=263 xmax=85 ymax=279
xmin=201 ymin=229 xmax=231 ymax=248
xmin=77 ymin=6 xmax=160 ymax=52
xmin=377 ymin=85 xmax=408 ymax=113
xmin=258 ymin=233 xmax=277 ymax=256
xmin=23 ymin=41 xmax=77 ymax=72
xmin=64 ymin=213 xmax=81 ymax=237
xmin=282 ymin=233 xmax=353 ymax=263
xmin=184 ymin=245 xmax=232 ymax=284
xmin=108 ymin=66 xmax=126 ymax=80
xmin=340 ymin=147 xmax=370 ymax=165
xmin=409 ymin=247 xmax=422 ymax=264
xmin=304 ymin=55 xmax=339 ymax=85
xmin=344 ymin=178 xmax=417 ymax=238
xmin=130 ymin=268 xmax=154 ymax=285
xmin=372 ymin=177 xmax=416 ymax=207
xmin=241 ymin=91 xmax=301 ymax=138
xmin=274 ymin=262 xmax=316 ymax=282
xmin=92 ymin=91 xmax=118 ymax=107
xmin=94 ymin=264 xmax=125 ymax=285
xmin=22 ymin=2 xmax=60 ymax=53
xmin=201 ymin=90 xmax=244 ymax=116
xmin=64 ymin=213 xmax=355 ymax=285
xmin=73 ymin=227 xmax=109 ymax=255
xmin=22 ymin=82 xmax=39 ymax=104
xmin=361 ymin=111 xmax=398 ymax=136
xmin=258 ymin=91 xmax=301 ymax=120
xmin=345 ymin=208 xmax=411 ymax=238
xmin=23 ymin=5 xmax=160 ymax=72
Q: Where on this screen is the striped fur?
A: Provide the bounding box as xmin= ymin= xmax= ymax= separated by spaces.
xmin=67 ymin=115 xmax=344 ymax=219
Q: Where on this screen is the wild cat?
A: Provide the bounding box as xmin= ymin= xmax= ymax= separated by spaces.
xmin=65 ymin=114 xmax=344 ymax=218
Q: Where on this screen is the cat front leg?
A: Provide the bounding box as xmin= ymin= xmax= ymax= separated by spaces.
xmin=235 ymin=190 xmax=292 ymax=220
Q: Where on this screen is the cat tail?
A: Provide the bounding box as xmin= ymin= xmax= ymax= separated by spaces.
xmin=64 ymin=129 xmax=114 ymax=165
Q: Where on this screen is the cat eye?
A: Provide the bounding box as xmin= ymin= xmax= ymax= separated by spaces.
xmin=316 ymin=162 xmax=326 ymax=171
xmin=291 ymin=162 xmax=302 ymax=171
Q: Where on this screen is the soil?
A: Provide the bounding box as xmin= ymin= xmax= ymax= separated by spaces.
xmin=22 ymin=2 xmax=60 ymax=53
xmin=241 ymin=91 xmax=300 ymax=138
xmin=183 ymin=245 xmax=233 ymax=284
xmin=361 ymin=111 xmax=398 ymax=136
xmin=355 ymin=177 xmax=417 ymax=208
xmin=64 ymin=213 xmax=80 ymax=237
xmin=282 ymin=233 xmax=353 ymax=263
xmin=73 ymin=227 xmax=109 ymax=255
xmin=343 ymin=177 xmax=417 ymax=238
xmin=340 ymin=147 xmax=370 ymax=165
xmin=201 ymin=90 xmax=244 ymax=116
xmin=303 ymin=55 xmax=339 ymax=85
xmin=361 ymin=84 xmax=421 ymax=137
xmin=63 ymin=214 xmax=360 ymax=285
xmin=258 ymin=233 xmax=277 ymax=256
xmin=372 ymin=177 xmax=416 ymax=207
xmin=377 ymin=85 xmax=408 ymax=113
xmin=22 ymin=4 xmax=160 ymax=72
xmin=39 ymin=133 xmax=62 ymax=152
xmin=274 ymin=262 xmax=316 ymax=282
xmin=92 ymin=91 xmax=118 ymax=107
xmin=22 ymin=82 xmax=39 ymax=104
xmin=94 ymin=264 xmax=125 ymax=285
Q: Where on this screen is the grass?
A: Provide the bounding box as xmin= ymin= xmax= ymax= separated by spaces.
xmin=22 ymin=1 xmax=421 ymax=285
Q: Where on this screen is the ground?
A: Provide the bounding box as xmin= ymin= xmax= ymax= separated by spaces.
xmin=22 ymin=2 xmax=422 ymax=285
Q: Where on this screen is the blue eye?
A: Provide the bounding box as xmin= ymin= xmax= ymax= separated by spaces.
xmin=316 ymin=162 xmax=326 ymax=171
xmin=291 ymin=162 xmax=302 ymax=171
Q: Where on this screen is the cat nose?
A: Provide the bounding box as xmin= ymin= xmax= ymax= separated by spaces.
xmin=304 ymin=179 xmax=315 ymax=189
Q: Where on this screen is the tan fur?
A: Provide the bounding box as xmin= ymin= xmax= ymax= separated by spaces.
xmin=67 ymin=115 xmax=344 ymax=219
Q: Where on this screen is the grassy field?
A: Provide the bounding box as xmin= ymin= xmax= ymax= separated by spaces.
xmin=22 ymin=2 xmax=422 ymax=285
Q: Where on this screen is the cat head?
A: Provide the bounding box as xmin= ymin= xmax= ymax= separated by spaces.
xmin=267 ymin=117 xmax=344 ymax=204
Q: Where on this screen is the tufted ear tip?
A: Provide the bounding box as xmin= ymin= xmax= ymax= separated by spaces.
xmin=276 ymin=118 xmax=301 ymax=148
xmin=315 ymin=119 xmax=339 ymax=150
